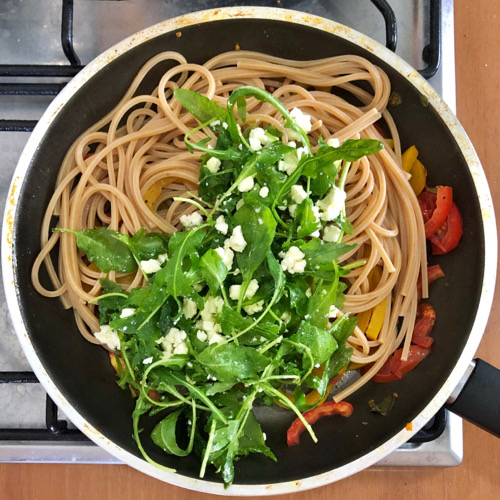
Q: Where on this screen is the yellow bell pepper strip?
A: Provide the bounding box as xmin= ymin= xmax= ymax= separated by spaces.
xmin=143 ymin=179 xmax=170 ymax=211
xmin=385 ymin=138 xmax=394 ymax=149
xmin=408 ymin=159 xmax=426 ymax=195
xmin=402 ymin=145 xmax=419 ymax=172
xmin=356 ymin=266 xmax=387 ymax=341
xmin=401 ymin=145 xmax=427 ymax=195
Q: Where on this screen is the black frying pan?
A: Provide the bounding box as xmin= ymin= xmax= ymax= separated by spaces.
xmin=3 ymin=8 xmax=499 ymax=495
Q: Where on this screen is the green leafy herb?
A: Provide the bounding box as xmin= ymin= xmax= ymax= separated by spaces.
xmin=368 ymin=394 xmax=398 ymax=416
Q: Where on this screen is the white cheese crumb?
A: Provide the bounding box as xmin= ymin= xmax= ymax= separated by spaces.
xmin=214 ymin=215 xmax=228 ymax=235
xmin=183 ymin=298 xmax=198 ymax=319
xmin=229 ymin=279 xmax=259 ymax=301
xmin=288 ymin=204 xmax=298 ymax=218
xmin=94 ymin=325 xmax=120 ymax=351
xmin=215 ymin=245 xmax=234 ymax=271
xmin=280 ymin=246 xmax=307 ymax=274
xmin=329 ymin=305 xmax=340 ymax=318
xmin=180 ymin=211 xmax=204 ymax=229
xmin=291 ymin=184 xmax=308 ymax=204
xmin=306 ymin=288 xmax=313 ymax=298
xmin=237 ymin=175 xmax=255 ymax=193
xmin=278 ymin=151 xmax=299 ymax=176
xmin=323 ymin=224 xmax=342 ymax=243
xmin=206 ymin=156 xmax=221 ymax=174
xmin=290 ymin=107 xmax=312 ymax=133
xmin=120 ymin=308 xmax=135 ymax=319
xmin=244 ymin=300 xmax=265 ymax=315
xmin=248 ymin=127 xmax=276 ymax=151
xmin=139 ymin=258 xmax=162 ymax=274
xmin=259 ymin=186 xmax=269 ymax=198
xmin=143 ymin=357 xmax=153 ymax=365
xmin=227 ymin=225 xmax=247 ymax=252
xmin=280 ymin=311 xmax=292 ymax=323
xmin=327 ymin=137 xmax=340 ymax=148
xmin=315 ymin=186 xmax=346 ymax=221
xmin=258 ymin=218 xmax=263 ymax=225
xmin=196 ymin=330 xmax=208 ymax=342
xmin=160 ymin=327 xmax=189 ymax=359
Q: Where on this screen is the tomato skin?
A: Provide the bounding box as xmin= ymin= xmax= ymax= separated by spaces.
xmin=418 ymin=190 xmax=437 ymax=223
xmin=373 ymin=345 xmax=431 ymax=383
xmin=422 ymin=186 xmax=453 ymax=238
xmin=430 ymin=202 xmax=463 ymax=255
xmin=412 ymin=303 xmax=436 ymax=348
xmin=286 ymin=401 xmax=354 ymax=447
xmin=390 ymin=346 xmax=431 ymax=379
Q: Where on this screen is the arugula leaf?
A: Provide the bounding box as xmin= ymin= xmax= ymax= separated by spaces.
xmin=197 ymin=343 xmax=269 ymax=383
xmin=220 ymin=306 xmax=280 ymax=343
xmin=306 ymin=279 xmax=341 ymax=329
xmin=113 ymin=228 xmax=170 ymax=261
xmin=156 ymin=228 xmax=206 ymax=298
xmin=300 ymin=238 xmax=356 ymax=274
xmin=97 ymin=278 xmax=127 ymax=324
xmin=151 ymin=409 xmax=194 ymax=457
xmin=174 ymin=88 xmax=227 ymax=126
xmin=199 ymin=249 xmax=228 ymax=295
xmin=289 ymin=321 xmax=338 ymax=366
xmin=233 ymin=200 xmax=276 ymax=280
xmin=296 ymin=199 xmax=321 ymax=239
xmin=56 ymin=227 xmax=136 ymax=273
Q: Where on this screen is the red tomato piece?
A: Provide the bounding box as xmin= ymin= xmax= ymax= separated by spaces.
xmin=286 ymin=401 xmax=354 ymax=447
xmin=423 ymin=186 xmax=453 ymax=238
xmin=417 ymin=264 xmax=445 ymax=300
xmin=372 ymin=358 xmax=399 ymax=383
xmin=389 ymin=346 xmax=431 ymax=379
xmin=411 ymin=302 xmax=436 ymax=348
xmin=430 ymin=202 xmax=463 ymax=255
xmin=418 ymin=190 xmax=437 ymax=223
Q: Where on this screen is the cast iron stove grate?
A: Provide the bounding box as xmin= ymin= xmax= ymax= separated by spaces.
xmin=0 ymin=0 xmax=446 ymax=447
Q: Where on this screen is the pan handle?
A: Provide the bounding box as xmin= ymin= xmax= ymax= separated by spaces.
xmin=445 ymin=359 xmax=500 ymax=438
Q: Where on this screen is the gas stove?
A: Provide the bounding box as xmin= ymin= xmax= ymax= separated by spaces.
xmin=0 ymin=0 xmax=462 ymax=466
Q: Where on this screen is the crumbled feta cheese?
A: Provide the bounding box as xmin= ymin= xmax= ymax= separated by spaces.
xmin=329 ymin=305 xmax=340 ymax=318
xmin=280 ymin=311 xmax=292 ymax=323
xmin=259 ymin=186 xmax=269 ymax=198
xmin=94 ymin=325 xmax=120 ymax=351
xmin=280 ymin=246 xmax=307 ymax=274
xmin=290 ymin=107 xmax=312 ymax=133
xmin=306 ymin=288 xmax=313 ymax=298
xmin=160 ymin=327 xmax=189 ymax=358
xmin=180 ymin=211 xmax=204 ymax=229
xmin=215 ymin=215 xmax=228 ymax=235
xmin=315 ymin=186 xmax=346 ymax=221
xmin=296 ymin=147 xmax=308 ymax=160
xmin=244 ymin=300 xmax=265 ymax=315
xmin=327 ymin=137 xmax=340 ymax=148
xmin=120 ymin=308 xmax=135 ymax=319
xmin=143 ymin=357 xmax=153 ymax=365
xmin=258 ymin=218 xmax=263 ymax=225
xmin=288 ymin=204 xmax=298 ymax=218
xmin=238 ymin=175 xmax=255 ymax=193
xmin=227 ymin=225 xmax=247 ymax=252
xmin=229 ymin=279 xmax=259 ymax=301
xmin=183 ymin=298 xmax=198 ymax=319
xmin=222 ymin=122 xmax=228 ymax=129
xmin=311 ymin=230 xmax=320 ymax=238
xmin=211 ymin=120 xmax=221 ymax=127
xmin=278 ymin=151 xmax=299 ymax=176
xmin=206 ymin=156 xmax=221 ymax=174
xmin=236 ymin=199 xmax=245 ymax=210
xmin=195 ymin=318 xmax=225 ymax=345
xmin=196 ymin=330 xmax=208 ymax=342
xmin=291 ymin=184 xmax=308 ymax=204
xmin=248 ymin=127 xmax=276 ymax=151
xmin=140 ymin=258 xmax=162 ymax=274
xmin=215 ymin=245 xmax=234 ymax=271
xmin=323 ymin=224 xmax=342 ymax=243
xmin=200 ymin=296 xmax=224 ymax=322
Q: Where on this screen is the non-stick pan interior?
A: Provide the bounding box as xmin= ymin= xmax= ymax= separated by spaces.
xmin=12 ymin=18 xmax=484 ymax=483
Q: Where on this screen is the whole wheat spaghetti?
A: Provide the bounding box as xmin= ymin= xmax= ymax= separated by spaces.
xmin=31 ymin=50 xmax=427 ymax=402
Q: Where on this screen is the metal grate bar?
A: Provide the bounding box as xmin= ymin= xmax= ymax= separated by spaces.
xmin=0 ymin=65 xmax=83 ymax=78
xmin=61 ymin=0 xmax=81 ymax=66
xmin=370 ymin=0 xmax=398 ymax=51
xmin=420 ymin=0 xmax=442 ymax=78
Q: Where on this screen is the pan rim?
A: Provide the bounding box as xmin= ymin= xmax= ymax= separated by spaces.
xmin=2 ymin=6 xmax=497 ymax=496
